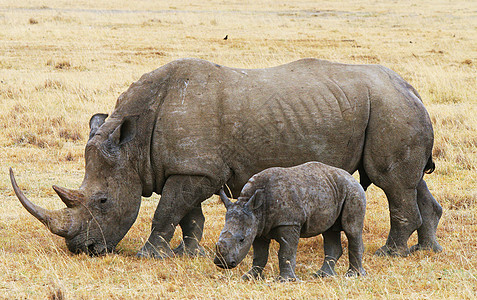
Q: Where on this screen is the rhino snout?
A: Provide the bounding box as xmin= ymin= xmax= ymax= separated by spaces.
xmin=214 ymin=240 xmax=238 ymax=269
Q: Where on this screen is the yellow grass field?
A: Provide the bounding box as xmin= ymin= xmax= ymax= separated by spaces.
xmin=1 ymin=0 xmax=476 ymax=298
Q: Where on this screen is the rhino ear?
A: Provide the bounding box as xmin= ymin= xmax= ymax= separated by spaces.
xmin=89 ymin=113 xmax=108 ymax=140
xmin=109 ymin=115 xmax=139 ymax=146
xmin=244 ymin=189 xmax=264 ymax=212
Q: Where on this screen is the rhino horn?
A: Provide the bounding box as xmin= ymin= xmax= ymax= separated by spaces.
xmin=9 ymin=168 xmax=76 ymax=238
xmin=52 ymin=185 xmax=83 ymax=208
xmin=219 ymin=187 xmax=233 ymax=209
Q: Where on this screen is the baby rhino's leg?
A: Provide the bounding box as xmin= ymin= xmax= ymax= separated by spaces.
xmin=342 ymin=187 xmax=367 ymax=276
xmin=315 ymin=230 xmax=343 ymax=277
xmin=344 ymin=232 xmax=366 ymax=276
xmin=242 ymin=237 xmax=270 ymax=280
xmin=274 ymin=225 xmax=301 ymax=281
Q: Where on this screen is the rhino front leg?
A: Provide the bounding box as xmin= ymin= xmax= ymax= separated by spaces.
xmin=173 ymin=205 xmax=207 ymax=257
xmin=242 ymin=237 xmax=271 ymax=280
xmin=274 ymin=225 xmax=300 ymax=282
xmin=137 ymin=175 xmax=216 ymax=259
xmin=315 ymin=230 xmax=343 ymax=277
xmin=411 ymin=179 xmax=443 ymax=253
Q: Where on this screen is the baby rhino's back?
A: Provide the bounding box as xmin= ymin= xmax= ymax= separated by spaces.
xmin=257 ymin=162 xmax=364 ymax=237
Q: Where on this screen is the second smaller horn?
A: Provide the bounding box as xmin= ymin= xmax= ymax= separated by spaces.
xmin=52 ymin=185 xmax=84 ymax=208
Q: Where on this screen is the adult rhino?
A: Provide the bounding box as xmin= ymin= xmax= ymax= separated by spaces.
xmin=10 ymin=58 xmax=442 ymax=257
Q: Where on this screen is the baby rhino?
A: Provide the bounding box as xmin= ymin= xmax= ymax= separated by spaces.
xmin=214 ymin=162 xmax=367 ymax=281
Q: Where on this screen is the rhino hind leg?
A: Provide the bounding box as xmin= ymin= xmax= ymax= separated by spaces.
xmin=410 ymin=179 xmax=443 ymax=253
xmin=373 ymin=186 xmax=422 ymax=257
xmin=362 ymin=111 xmax=439 ymax=255
xmin=339 ymin=188 xmax=367 ymax=276
xmin=137 ymin=175 xmax=217 ymax=259
xmin=366 ymin=172 xmax=442 ymax=256
xmin=173 ymin=205 xmax=207 ymax=257
xmin=315 ymin=230 xmax=342 ymax=277
xmin=344 ymin=233 xmax=367 ymax=277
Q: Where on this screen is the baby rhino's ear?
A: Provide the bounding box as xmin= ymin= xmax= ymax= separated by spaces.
xmin=244 ymin=189 xmax=264 ymax=212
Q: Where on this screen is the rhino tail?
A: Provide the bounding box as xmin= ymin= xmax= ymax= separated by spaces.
xmin=424 ymin=155 xmax=435 ymax=174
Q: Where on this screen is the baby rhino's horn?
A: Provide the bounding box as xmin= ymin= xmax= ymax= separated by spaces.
xmin=219 ymin=188 xmax=233 ymax=209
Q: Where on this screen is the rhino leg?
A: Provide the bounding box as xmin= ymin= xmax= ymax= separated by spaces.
xmin=342 ymin=228 xmax=366 ymax=276
xmin=410 ymin=179 xmax=443 ymax=253
xmin=173 ymin=205 xmax=207 ymax=257
xmin=242 ymin=237 xmax=271 ymax=280
xmin=344 ymin=233 xmax=366 ymax=277
xmin=137 ymin=175 xmax=216 ymax=259
xmin=374 ymin=187 xmax=421 ymax=257
xmin=315 ymin=230 xmax=342 ymax=277
xmin=363 ymin=124 xmax=435 ymax=255
xmin=274 ymin=225 xmax=300 ymax=282
xmin=341 ymin=184 xmax=367 ymax=276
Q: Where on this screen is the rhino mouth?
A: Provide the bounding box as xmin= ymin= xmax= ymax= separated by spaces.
xmin=87 ymin=243 xmax=109 ymax=256
xmin=67 ymin=239 xmax=115 ymax=256
xmin=214 ymin=255 xmax=237 ymax=269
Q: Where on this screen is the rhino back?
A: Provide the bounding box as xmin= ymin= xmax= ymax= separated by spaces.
xmin=115 ymin=58 xmax=421 ymax=195
xmin=218 ymin=59 xmax=374 ymax=190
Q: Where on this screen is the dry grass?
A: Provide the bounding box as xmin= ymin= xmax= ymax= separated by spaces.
xmin=1 ymin=0 xmax=476 ymax=298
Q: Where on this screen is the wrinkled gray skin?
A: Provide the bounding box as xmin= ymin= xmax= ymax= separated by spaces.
xmin=214 ymin=162 xmax=367 ymax=281
xmin=10 ymin=58 xmax=441 ymax=257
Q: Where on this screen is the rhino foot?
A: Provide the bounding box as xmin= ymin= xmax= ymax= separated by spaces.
xmin=374 ymin=245 xmax=410 ymax=257
xmin=136 ymin=242 xmax=174 ymax=259
xmin=242 ymin=267 xmax=265 ymax=281
xmin=173 ymin=241 xmax=207 ymax=257
xmin=276 ymin=275 xmax=300 ymax=283
xmin=313 ymin=269 xmax=337 ymax=278
xmin=242 ymin=273 xmax=264 ymax=281
xmin=410 ymin=242 xmax=443 ymax=253
xmin=344 ymin=268 xmax=367 ymax=277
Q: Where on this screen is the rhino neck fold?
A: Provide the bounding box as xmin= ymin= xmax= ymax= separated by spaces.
xmin=139 ymin=143 xmax=156 ymax=198
xmin=128 ymin=109 xmax=158 ymax=198
xmin=142 ymin=110 xmax=158 ymax=197
xmin=112 ymin=65 xmax=172 ymax=198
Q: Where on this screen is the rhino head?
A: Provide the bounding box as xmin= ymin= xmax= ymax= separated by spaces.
xmin=10 ymin=113 xmax=148 ymax=255
xmin=214 ymin=188 xmax=263 ymax=269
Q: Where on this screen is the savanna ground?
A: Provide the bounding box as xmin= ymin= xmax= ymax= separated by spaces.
xmin=0 ymin=0 xmax=476 ymax=298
